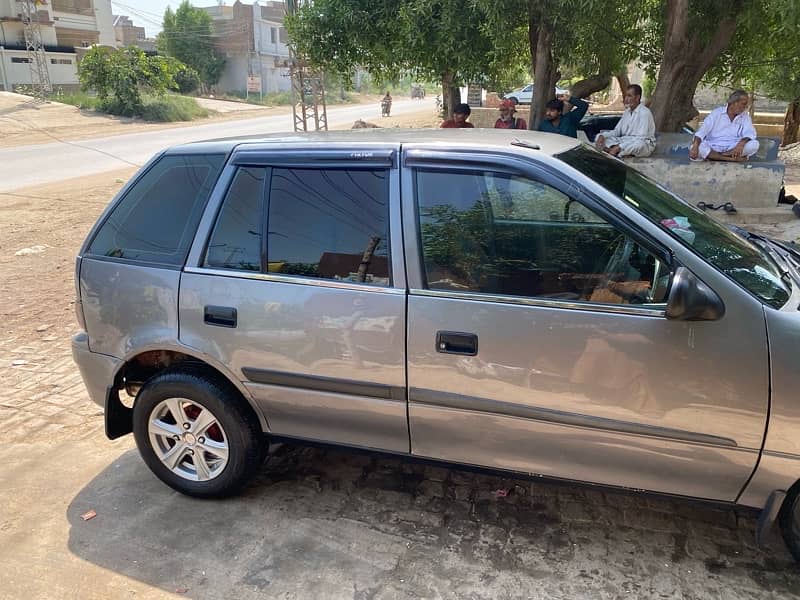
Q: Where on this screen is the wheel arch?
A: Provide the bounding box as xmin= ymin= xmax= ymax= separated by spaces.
xmin=105 ymin=343 xmax=269 ymax=439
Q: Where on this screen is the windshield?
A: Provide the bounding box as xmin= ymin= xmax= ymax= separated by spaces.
xmin=558 ymin=146 xmax=791 ymax=308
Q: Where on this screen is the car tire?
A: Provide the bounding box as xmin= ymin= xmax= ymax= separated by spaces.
xmin=779 ymin=484 xmax=800 ymax=562
xmin=132 ymin=369 xmax=266 ymax=498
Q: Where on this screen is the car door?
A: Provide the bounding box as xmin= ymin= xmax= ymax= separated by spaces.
xmin=179 ymin=146 xmax=409 ymax=452
xmin=402 ymin=148 xmax=768 ymax=501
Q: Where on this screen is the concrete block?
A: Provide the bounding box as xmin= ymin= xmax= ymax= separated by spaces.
xmin=627 ymin=134 xmax=784 ymax=210
xmin=629 ymin=158 xmax=784 ymax=209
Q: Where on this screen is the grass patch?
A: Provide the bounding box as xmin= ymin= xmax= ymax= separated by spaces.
xmin=53 ymin=91 xmax=101 ymax=110
xmin=57 ymin=92 xmax=208 ymax=122
xmin=138 ymin=95 xmax=209 ymax=121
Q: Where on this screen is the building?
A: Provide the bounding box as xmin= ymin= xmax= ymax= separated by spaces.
xmin=0 ymin=0 xmax=116 ymax=91
xmin=200 ymin=0 xmax=290 ymax=96
xmin=113 ymin=14 xmax=156 ymax=51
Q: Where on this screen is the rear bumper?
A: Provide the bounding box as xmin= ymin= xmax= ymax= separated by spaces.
xmin=71 ymin=332 xmax=120 ymax=408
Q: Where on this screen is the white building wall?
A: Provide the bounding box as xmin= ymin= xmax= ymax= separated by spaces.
xmin=93 ymin=0 xmax=115 ymax=46
xmin=0 ymin=16 xmax=59 ymax=46
xmin=0 ymin=47 xmax=77 ymax=90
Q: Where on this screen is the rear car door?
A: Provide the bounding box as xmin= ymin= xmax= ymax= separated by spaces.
xmin=402 ymin=148 xmax=768 ymax=501
xmin=180 ymin=145 xmax=409 ymax=452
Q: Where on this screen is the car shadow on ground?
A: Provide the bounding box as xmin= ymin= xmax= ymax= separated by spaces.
xmin=67 ymin=443 xmax=800 ymax=599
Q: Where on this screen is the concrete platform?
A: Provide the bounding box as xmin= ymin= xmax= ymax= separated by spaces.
xmin=628 ymin=134 xmax=784 ymax=210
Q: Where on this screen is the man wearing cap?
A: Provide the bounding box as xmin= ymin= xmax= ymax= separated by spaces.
xmin=689 ymin=90 xmax=759 ymax=162
xmin=440 ymin=103 xmax=475 ymax=128
xmin=596 ymin=84 xmax=656 ymax=158
xmin=494 ymin=99 xmax=528 ymax=130
xmin=538 ymin=93 xmax=589 ymax=138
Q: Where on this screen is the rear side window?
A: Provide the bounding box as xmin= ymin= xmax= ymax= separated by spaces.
xmin=267 ymin=168 xmax=390 ymax=286
xmin=205 ymin=167 xmax=266 ymax=271
xmin=87 ymin=154 xmax=224 ymax=266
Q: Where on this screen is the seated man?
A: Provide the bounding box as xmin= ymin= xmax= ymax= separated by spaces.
xmin=538 ymin=92 xmax=589 ymax=138
xmin=440 ymin=103 xmax=475 ymax=128
xmin=689 ymin=90 xmax=759 ymax=162
xmin=596 ymin=84 xmax=656 ymax=158
xmin=494 ymin=99 xmax=527 ymax=129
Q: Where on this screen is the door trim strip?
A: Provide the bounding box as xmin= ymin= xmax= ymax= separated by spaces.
xmin=409 ymin=387 xmax=738 ymax=448
xmin=242 ymin=367 xmax=406 ymax=402
xmin=410 ymin=289 xmax=667 ymax=317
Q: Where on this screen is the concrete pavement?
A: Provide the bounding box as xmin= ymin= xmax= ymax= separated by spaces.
xmin=0 ymin=98 xmax=435 ymax=192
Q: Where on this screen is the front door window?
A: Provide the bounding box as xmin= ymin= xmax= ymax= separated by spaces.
xmin=415 ymin=169 xmax=668 ymax=305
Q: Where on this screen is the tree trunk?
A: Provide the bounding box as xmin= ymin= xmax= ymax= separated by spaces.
xmin=441 ymin=71 xmax=460 ymax=120
xmin=650 ymin=0 xmax=743 ymax=132
xmin=570 ymin=74 xmax=611 ymax=100
xmin=528 ymin=8 xmax=556 ymax=130
xmin=783 ymin=99 xmax=800 ymax=147
xmin=616 ymin=71 xmax=630 ymax=94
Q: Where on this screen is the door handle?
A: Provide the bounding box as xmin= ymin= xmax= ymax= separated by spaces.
xmin=436 ymin=331 xmax=478 ymax=356
xmin=204 ymin=305 xmax=237 ymax=328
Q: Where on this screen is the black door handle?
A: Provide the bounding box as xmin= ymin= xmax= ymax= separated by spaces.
xmin=204 ymin=305 xmax=237 ymax=328
xmin=436 ymin=331 xmax=478 ymax=356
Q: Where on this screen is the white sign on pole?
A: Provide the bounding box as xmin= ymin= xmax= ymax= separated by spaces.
xmin=246 ymin=76 xmax=262 ymax=93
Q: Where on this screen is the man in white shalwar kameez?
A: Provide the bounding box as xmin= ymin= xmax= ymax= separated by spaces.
xmin=689 ymin=90 xmax=759 ymax=162
xmin=596 ymin=84 xmax=656 ymax=158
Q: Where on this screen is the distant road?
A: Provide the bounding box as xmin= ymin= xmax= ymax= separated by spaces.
xmin=0 ymin=98 xmax=435 ymax=192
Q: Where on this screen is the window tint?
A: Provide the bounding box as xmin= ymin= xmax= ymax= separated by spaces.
xmin=415 ymin=169 xmax=668 ymax=305
xmin=267 ymin=168 xmax=390 ymax=285
xmin=88 ymin=154 xmax=224 ymax=266
xmin=205 ymin=167 xmax=266 ymax=271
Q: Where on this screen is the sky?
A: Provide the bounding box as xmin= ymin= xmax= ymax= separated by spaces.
xmin=110 ymin=0 xmax=219 ymax=38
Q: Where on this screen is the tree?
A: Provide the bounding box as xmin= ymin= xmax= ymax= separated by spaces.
xmin=79 ymin=46 xmax=179 ymax=115
xmin=286 ymin=0 xmax=514 ymax=118
xmin=638 ymin=0 xmax=756 ymax=132
xmin=703 ymin=0 xmax=800 ymax=144
xmin=479 ymin=0 xmax=646 ymax=128
xmin=159 ymin=1 xmax=225 ymax=90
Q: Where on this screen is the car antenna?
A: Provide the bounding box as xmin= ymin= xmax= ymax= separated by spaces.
xmin=510 ymin=138 xmax=541 ymax=150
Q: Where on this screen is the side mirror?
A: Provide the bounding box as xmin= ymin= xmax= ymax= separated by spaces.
xmin=666 ymin=266 xmax=725 ymax=321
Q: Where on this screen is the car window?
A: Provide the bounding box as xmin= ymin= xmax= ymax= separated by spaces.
xmin=205 ymin=167 xmax=266 ymax=272
xmin=415 ymin=169 xmax=668 ymax=305
xmin=267 ymin=168 xmax=390 ymax=286
xmin=559 ymin=145 xmax=790 ymax=308
xmin=87 ymin=154 xmax=224 ymax=266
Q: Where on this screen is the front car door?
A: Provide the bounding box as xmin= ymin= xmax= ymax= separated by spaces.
xmin=180 ymin=145 xmax=409 ymax=452
xmin=402 ymin=147 xmax=768 ymax=501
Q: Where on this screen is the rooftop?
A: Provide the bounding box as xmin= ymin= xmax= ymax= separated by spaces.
xmin=172 ymin=128 xmax=581 ymax=157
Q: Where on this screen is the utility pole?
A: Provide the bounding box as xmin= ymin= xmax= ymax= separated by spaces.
xmin=285 ymin=0 xmax=327 ymax=132
xmin=21 ymin=0 xmax=51 ymax=102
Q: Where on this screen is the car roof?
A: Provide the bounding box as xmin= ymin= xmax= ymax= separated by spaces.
xmin=167 ymin=128 xmax=581 ymax=158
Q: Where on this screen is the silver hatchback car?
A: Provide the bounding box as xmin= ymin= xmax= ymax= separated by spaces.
xmin=72 ymin=129 xmax=800 ymax=559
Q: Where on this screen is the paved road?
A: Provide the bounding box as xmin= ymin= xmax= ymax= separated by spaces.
xmin=0 ymin=98 xmax=436 ymax=192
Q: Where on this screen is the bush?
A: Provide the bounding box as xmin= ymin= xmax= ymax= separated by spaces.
xmin=91 ymin=94 xmax=208 ymax=121
xmin=139 ymin=95 xmax=209 ymax=121
xmin=174 ymin=66 xmax=201 ymax=95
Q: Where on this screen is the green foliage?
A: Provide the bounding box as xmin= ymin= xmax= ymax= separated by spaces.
xmin=139 ymin=95 xmax=209 ymax=121
xmin=704 ymin=0 xmax=800 ymax=103
xmin=53 ymin=91 xmax=100 ymax=110
xmin=173 ymin=63 xmax=202 ymax=95
xmin=79 ymin=46 xmax=180 ymax=115
xmin=159 ymin=0 xmax=225 ymax=86
xmin=286 ymin=0 xmax=514 ymax=91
